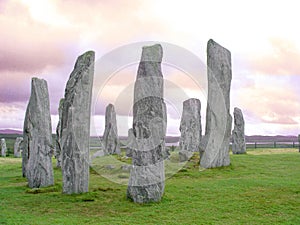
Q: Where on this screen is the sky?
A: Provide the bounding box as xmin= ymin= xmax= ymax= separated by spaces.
xmin=0 ymin=0 xmax=300 ymax=136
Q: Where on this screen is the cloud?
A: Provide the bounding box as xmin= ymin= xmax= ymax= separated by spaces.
xmin=0 ymin=102 xmax=26 ymax=130
xmin=249 ymin=38 xmax=300 ymax=75
xmin=234 ymin=75 xmax=300 ymax=127
xmin=0 ymin=71 xmax=31 ymax=103
xmin=0 ymin=101 xmax=60 ymax=133
xmin=0 ymin=1 xmax=81 ymax=73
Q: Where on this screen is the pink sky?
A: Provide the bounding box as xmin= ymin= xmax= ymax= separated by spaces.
xmin=0 ymin=0 xmax=300 ymax=136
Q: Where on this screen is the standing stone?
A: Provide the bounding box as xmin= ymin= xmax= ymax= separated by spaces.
xmin=200 ymin=39 xmax=232 ymax=168
xmin=179 ymin=98 xmax=202 ymax=162
xmin=14 ymin=137 xmax=23 ymax=157
xmin=1 ymin=138 xmax=7 ymax=157
xmin=23 ymin=78 xmax=54 ymax=188
xmin=102 ymin=104 xmax=120 ymax=155
xmin=127 ymin=44 xmax=167 ymax=203
xmin=61 ymin=51 xmax=95 ymax=194
xmin=22 ymin=139 xmax=27 ymax=177
xmin=55 ymin=98 xmax=64 ymax=168
xmin=232 ymin=107 xmax=246 ymax=154
xmin=126 ymin=128 xmax=135 ymax=157
xmin=298 ymin=135 xmax=300 ymax=152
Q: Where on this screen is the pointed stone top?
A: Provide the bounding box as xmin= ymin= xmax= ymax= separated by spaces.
xmin=74 ymin=50 xmax=95 ymax=68
xmin=234 ymin=107 xmax=242 ymax=114
xmin=107 ymin=103 xmax=114 ymax=109
xmin=30 ymin=78 xmax=49 ymax=99
xmin=141 ymin=44 xmax=163 ymax=62
xmin=105 ymin=104 xmax=116 ymax=117
xmin=79 ymin=50 xmax=95 ymax=58
xmin=32 ymin=77 xmax=47 ymax=85
xmin=233 ymin=107 xmax=244 ymax=127
xmin=105 ymin=103 xmax=116 ymax=123
xmin=207 ymin=39 xmax=231 ymax=55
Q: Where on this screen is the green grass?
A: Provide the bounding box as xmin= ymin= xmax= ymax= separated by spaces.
xmin=0 ymin=149 xmax=299 ymax=224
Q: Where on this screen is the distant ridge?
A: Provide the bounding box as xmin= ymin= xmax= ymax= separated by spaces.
xmin=163 ymin=136 xmax=298 ymax=143
xmin=163 ymin=135 xmax=299 ymax=143
xmin=245 ymin=135 xmax=298 ymax=142
xmin=0 ymin=129 xmax=23 ymax=135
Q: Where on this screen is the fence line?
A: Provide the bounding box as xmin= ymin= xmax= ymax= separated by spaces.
xmin=242 ymin=141 xmax=299 ymax=149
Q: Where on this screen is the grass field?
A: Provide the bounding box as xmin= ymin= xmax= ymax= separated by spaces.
xmin=0 ymin=148 xmax=299 ymax=225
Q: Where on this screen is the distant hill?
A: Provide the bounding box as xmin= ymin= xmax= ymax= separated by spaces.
xmin=165 ymin=135 xmax=298 ymax=143
xmin=0 ymin=129 xmax=22 ymax=135
xmin=245 ymin=135 xmax=298 ymax=142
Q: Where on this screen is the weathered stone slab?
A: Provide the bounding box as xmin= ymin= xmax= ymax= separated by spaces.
xmin=61 ymin=51 xmax=95 ymax=194
xmin=1 ymin=138 xmax=6 ymax=157
xmin=232 ymin=107 xmax=246 ymax=154
xmin=199 ymin=135 xmax=208 ymax=159
xmin=126 ymin=128 xmax=135 ymax=157
xmin=179 ymin=98 xmax=202 ymax=162
xmin=298 ymin=135 xmax=300 ymax=152
xmin=23 ymin=78 xmax=54 ymax=188
xmin=14 ymin=137 xmax=23 ymax=157
xmin=55 ymin=98 xmax=64 ymax=168
xmin=22 ymin=139 xmax=27 ymax=177
xmin=200 ymin=39 xmax=232 ymax=168
xmin=179 ymin=150 xmax=193 ymax=162
xmin=127 ymin=44 xmax=167 ymax=203
xmin=102 ymin=104 xmax=120 ymax=155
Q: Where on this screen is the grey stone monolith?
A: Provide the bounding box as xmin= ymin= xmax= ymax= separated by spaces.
xmin=55 ymin=98 xmax=64 ymax=168
xmin=179 ymin=98 xmax=202 ymax=162
xmin=61 ymin=51 xmax=95 ymax=194
xmin=126 ymin=128 xmax=135 ymax=157
xmin=298 ymin=135 xmax=300 ymax=152
xmin=200 ymin=39 xmax=232 ymax=168
xmin=232 ymin=107 xmax=246 ymax=154
xmin=23 ymin=78 xmax=54 ymax=188
xmin=14 ymin=137 xmax=23 ymax=157
xmin=102 ymin=104 xmax=120 ymax=155
xmin=127 ymin=44 xmax=167 ymax=203
xmin=1 ymin=138 xmax=6 ymax=157
xmin=22 ymin=139 xmax=27 ymax=177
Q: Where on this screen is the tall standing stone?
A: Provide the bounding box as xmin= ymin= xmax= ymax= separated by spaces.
xmin=179 ymin=98 xmax=202 ymax=162
xmin=127 ymin=44 xmax=167 ymax=203
xmin=232 ymin=107 xmax=246 ymax=154
xmin=61 ymin=51 xmax=95 ymax=194
xmin=1 ymin=138 xmax=7 ymax=157
xmin=200 ymin=39 xmax=232 ymax=168
xmin=22 ymin=140 xmax=27 ymax=177
xmin=126 ymin=128 xmax=135 ymax=157
xmin=14 ymin=137 xmax=23 ymax=157
xmin=55 ymin=98 xmax=64 ymax=168
xmin=102 ymin=104 xmax=120 ymax=155
xmin=298 ymin=135 xmax=300 ymax=152
xmin=23 ymin=78 xmax=54 ymax=188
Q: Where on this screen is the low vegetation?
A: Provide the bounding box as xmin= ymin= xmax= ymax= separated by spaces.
xmin=0 ymin=148 xmax=299 ymax=224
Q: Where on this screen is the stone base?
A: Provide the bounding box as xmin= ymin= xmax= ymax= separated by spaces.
xmin=127 ymin=161 xmax=164 ymax=203
xmin=127 ymin=182 xmax=164 ymax=203
xmin=179 ymin=150 xmax=193 ymax=162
